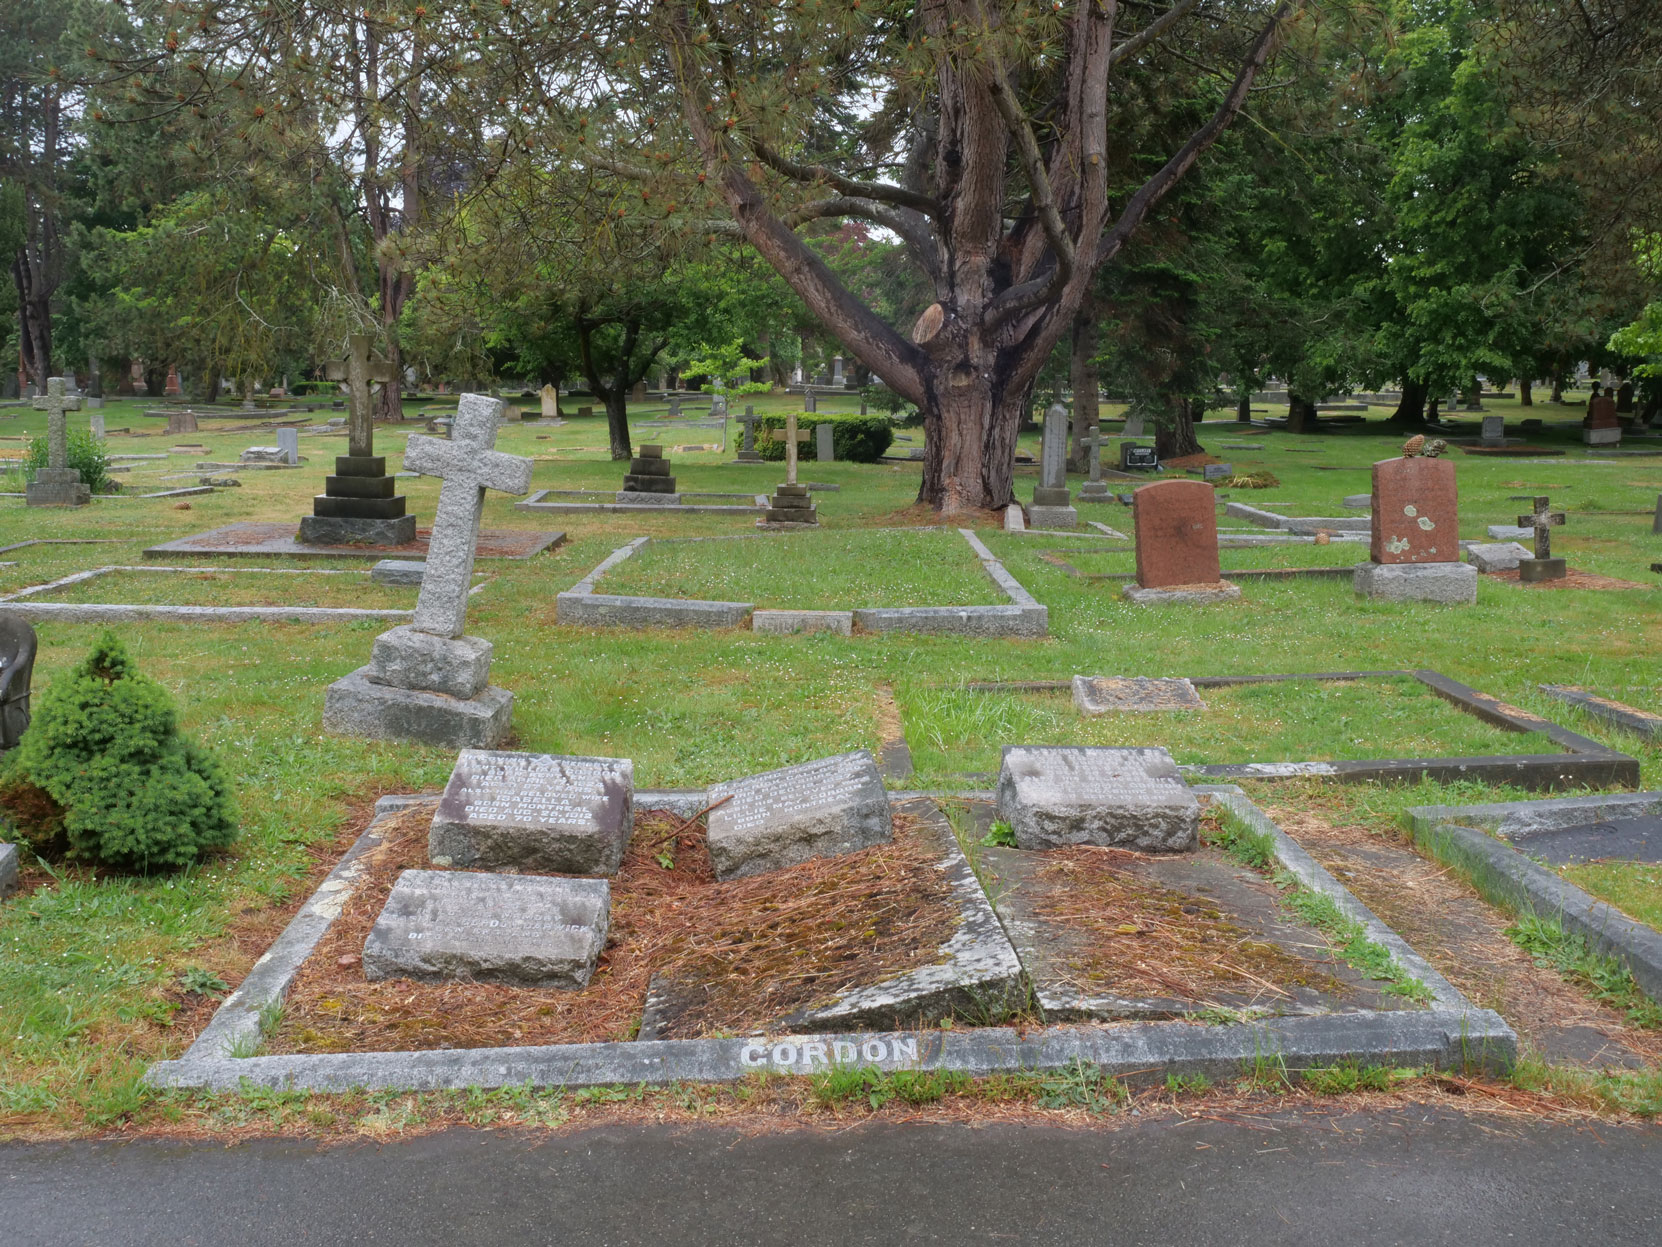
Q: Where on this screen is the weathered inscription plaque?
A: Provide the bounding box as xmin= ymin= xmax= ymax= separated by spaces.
xmin=705 ymin=750 xmax=893 ymax=880
xmin=362 ymin=869 xmax=610 ymax=988
xmin=996 ymin=745 xmax=1198 ymax=851
xmin=429 ymin=750 xmax=634 ymax=875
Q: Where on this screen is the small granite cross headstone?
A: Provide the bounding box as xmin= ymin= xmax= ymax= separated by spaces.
xmin=803 ymin=387 xmax=817 ymax=413
xmin=27 ymin=378 xmax=90 ymax=508
xmin=770 ymin=414 xmax=811 ymax=485
xmin=1516 ymin=494 xmax=1566 ymax=582
xmin=736 ymin=407 xmax=762 ymax=462
xmin=1077 ymin=426 xmax=1109 ymax=500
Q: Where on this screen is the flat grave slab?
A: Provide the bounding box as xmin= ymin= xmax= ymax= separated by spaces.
xmin=977 ymin=837 xmax=1419 ymax=1020
xmin=997 ymin=746 xmax=1199 ymax=851
xmin=1072 ymin=675 xmax=1206 ymax=714
xmin=146 ymin=521 xmax=563 ymax=561
xmin=639 ymin=799 xmax=1024 ymax=1037
xmin=362 ymin=869 xmax=610 ymax=989
xmin=706 ymin=750 xmax=893 ymax=880
xmin=429 ymin=750 xmax=634 ymax=875
xmin=1507 ymin=816 xmax=1662 ymax=866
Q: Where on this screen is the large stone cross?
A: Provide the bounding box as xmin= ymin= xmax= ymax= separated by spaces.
xmin=402 ymin=394 xmax=533 ymax=638
xmin=1517 ymin=495 xmax=1565 ymax=561
xmin=770 ymin=412 xmax=810 ymax=485
xmin=736 ymin=407 xmax=761 ymax=456
xmin=326 ymin=333 xmax=396 ymax=458
xmin=33 ymin=376 xmax=82 ymax=472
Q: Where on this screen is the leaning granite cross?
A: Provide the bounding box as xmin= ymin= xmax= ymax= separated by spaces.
xmin=770 ymin=413 xmax=811 ymax=485
xmin=402 ymin=394 xmax=534 ymax=638
xmin=1517 ymin=495 xmax=1565 ymax=561
xmin=325 ymin=333 xmax=397 ymax=458
xmin=33 ymin=377 xmax=83 ymax=473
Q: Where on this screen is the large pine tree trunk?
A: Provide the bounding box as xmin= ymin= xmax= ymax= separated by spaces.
xmin=1519 ymin=378 xmax=1533 ymax=406
xmin=604 ymin=389 xmax=632 ymax=460
xmin=918 ymin=374 xmax=1029 ymax=513
xmin=1155 ymin=396 xmax=1204 ymax=459
xmin=1388 ymin=379 xmax=1429 ymax=428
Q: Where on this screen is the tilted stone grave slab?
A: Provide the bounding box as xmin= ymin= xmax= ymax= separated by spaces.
xmin=363 ymin=869 xmax=609 ymax=989
xmin=996 ymin=745 xmax=1199 ymax=852
xmin=428 ymin=750 xmax=634 ymax=876
xmin=705 ymin=750 xmax=893 ymax=880
xmin=1073 ymin=676 xmax=1206 ymax=714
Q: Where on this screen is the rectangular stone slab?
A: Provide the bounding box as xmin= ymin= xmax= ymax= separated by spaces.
xmin=1073 ymin=676 xmax=1205 ymax=714
xmin=996 ymin=746 xmax=1199 ymax=851
xmin=362 ymin=869 xmax=609 ymax=988
xmin=706 ymin=750 xmax=894 ymax=880
xmin=429 ymin=750 xmax=634 ymax=876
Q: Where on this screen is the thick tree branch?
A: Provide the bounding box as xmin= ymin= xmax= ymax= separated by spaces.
xmin=986 ymin=59 xmax=1075 ymax=282
xmin=748 ymin=140 xmax=944 ymax=217
xmin=1108 ymin=0 xmax=1203 ymax=67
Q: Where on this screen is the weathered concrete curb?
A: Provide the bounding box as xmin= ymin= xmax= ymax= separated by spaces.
xmin=0 ymin=602 xmax=411 ymax=624
xmin=518 ymin=488 xmax=766 ymax=515
xmin=147 ymin=789 xmax=1514 ymax=1093
xmin=1540 ymin=685 xmax=1662 ymax=741
xmin=558 ymin=529 xmax=1048 ymax=637
xmin=145 ymin=1009 xmax=1515 ymax=1093
xmin=1404 ymin=794 xmax=1662 ymax=1003
xmin=1204 ymin=789 xmax=1468 ymax=1010
xmin=1226 ymin=501 xmax=1371 ymax=534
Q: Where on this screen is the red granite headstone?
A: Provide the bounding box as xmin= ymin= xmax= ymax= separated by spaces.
xmin=1133 ymin=479 xmax=1222 ymax=588
xmin=1370 ymin=456 xmax=1458 ymax=564
xmin=1587 ymin=395 xmax=1619 ymax=430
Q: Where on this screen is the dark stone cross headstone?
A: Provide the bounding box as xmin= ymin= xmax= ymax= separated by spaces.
xmin=1517 ymin=495 xmax=1566 ymax=582
xmin=1077 ymin=425 xmax=1109 ymax=500
xmin=803 ymin=387 xmax=817 ymax=413
xmin=735 ymin=406 xmax=762 ymax=462
xmin=27 ymin=378 xmax=90 ymax=508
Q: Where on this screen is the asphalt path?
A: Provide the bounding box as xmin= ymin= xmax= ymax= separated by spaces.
xmin=4 ymin=1107 xmax=1658 ymax=1245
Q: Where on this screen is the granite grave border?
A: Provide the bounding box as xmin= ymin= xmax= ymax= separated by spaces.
xmin=1402 ymin=792 xmax=1662 ymax=1004
xmin=960 ymin=670 xmax=1638 ymax=791
xmin=145 ymin=791 xmax=1514 ymax=1093
xmin=555 ymin=528 xmax=1048 ymax=637
xmin=0 ymin=564 xmax=486 ymax=625
xmin=1539 ymin=685 xmax=1662 ymax=741
xmin=516 ymin=488 xmax=770 ymax=516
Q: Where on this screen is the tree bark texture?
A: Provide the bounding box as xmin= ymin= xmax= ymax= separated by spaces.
xmin=1068 ymin=305 xmax=1100 ymax=471
xmin=661 ymin=2 xmax=1290 ymax=513
xmin=1287 ymin=394 xmax=1319 ymax=434
xmin=1388 ymin=379 xmax=1429 ymax=427
xmin=1155 ymin=396 xmax=1204 ymax=459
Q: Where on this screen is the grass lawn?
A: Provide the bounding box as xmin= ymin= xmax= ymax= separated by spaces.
xmin=1561 ymin=861 xmax=1662 ymax=932
xmin=0 ymin=388 xmax=1659 ymax=1132
xmin=10 ymin=567 xmax=426 ymax=610
xmin=595 ymin=528 xmax=1005 ymax=608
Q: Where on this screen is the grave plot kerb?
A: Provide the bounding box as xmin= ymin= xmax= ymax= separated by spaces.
xmin=556 ymin=529 xmax=1048 ymax=638
xmin=963 ymin=669 xmax=1639 ymax=793
xmin=1402 ymin=791 xmax=1662 ymax=1005
xmin=146 ymin=792 xmax=1514 ymax=1094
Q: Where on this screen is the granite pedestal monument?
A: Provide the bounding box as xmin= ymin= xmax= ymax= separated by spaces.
xmin=299 ymin=334 xmax=416 ymax=545
xmin=622 ymin=442 xmax=677 ymax=495
xmin=322 ymin=393 xmax=532 ymax=747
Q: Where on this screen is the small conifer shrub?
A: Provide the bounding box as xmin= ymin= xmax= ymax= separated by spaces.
xmin=0 ymin=633 xmax=235 ymax=870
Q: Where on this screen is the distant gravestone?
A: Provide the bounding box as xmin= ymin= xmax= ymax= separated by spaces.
xmin=803 ymin=388 xmax=817 ymax=413
xmin=577 ymin=404 xmax=594 ymax=419
xmin=1131 ymin=479 xmax=1225 ymax=590
xmin=705 ymin=750 xmax=892 ymax=881
xmin=735 ymin=407 xmax=762 ymax=462
xmin=996 ymin=746 xmax=1199 ymax=852
xmin=815 ymin=422 xmax=834 ymax=461
xmin=362 ymin=869 xmax=609 ymax=989
xmin=27 ymin=378 xmax=90 ymax=508
xmin=89 ymin=412 xmax=105 ymax=440
xmin=831 ymin=356 xmax=845 ymax=386
xmin=1029 ymin=403 xmax=1077 ymax=528
xmin=1464 ymin=542 xmax=1530 ymax=573
xmin=166 ymin=409 xmax=198 ymax=436
xmin=1481 ymin=414 xmax=1505 ymax=446
xmin=631 ymin=380 xmax=647 ymax=403
xmin=1077 ymin=426 xmax=1109 ymax=501
xmin=622 ymin=441 xmax=677 ymax=495
xmin=1653 ymin=494 xmax=1662 ymax=536
xmin=1516 ymin=495 xmax=1567 ymax=582
xmin=276 ymin=426 xmax=300 ymax=465
xmin=540 ymin=384 xmax=559 ymax=419
xmin=1585 ymin=392 xmax=1621 ymax=445
xmin=1201 ymin=462 xmax=1232 ymax=481
xmin=1122 ymin=409 xmax=1146 ymax=437
xmin=1072 ymin=676 xmax=1206 ymax=715
xmin=428 ymin=750 xmax=634 ymax=875
xmin=371 ymin=558 xmax=426 ymax=585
